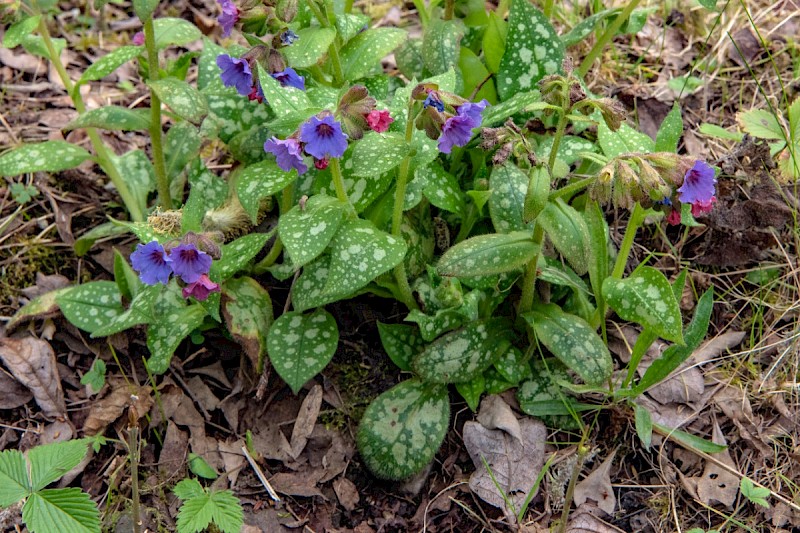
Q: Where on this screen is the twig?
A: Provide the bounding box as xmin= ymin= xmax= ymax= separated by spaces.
xmin=240 ymin=445 xmax=281 ymax=502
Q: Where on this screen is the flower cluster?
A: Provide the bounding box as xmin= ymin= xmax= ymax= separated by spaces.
xmin=217 ymin=0 xmax=239 ymax=37
xmin=666 ymin=160 xmax=717 ymax=225
xmin=130 ymin=239 xmax=220 ymax=301
xmin=413 ymin=85 xmax=489 ymax=154
xmin=217 ymin=50 xmax=304 ymax=103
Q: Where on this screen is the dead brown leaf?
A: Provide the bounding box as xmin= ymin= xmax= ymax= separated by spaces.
xmin=83 ymin=382 xmax=153 ymax=436
xmin=476 ymin=394 xmax=522 ymax=443
xmin=186 ymin=376 xmax=220 ymax=412
xmin=218 ymin=438 xmax=245 ymax=486
xmin=566 ymin=507 xmax=627 ymax=532
xmin=251 ymin=424 xmax=293 ymax=462
xmin=0 ymin=367 xmax=33 ymax=409
xmin=290 ymin=384 xmax=323 ymax=459
xmin=269 ymin=469 xmax=325 ymax=498
xmin=159 ymin=421 xmax=189 ymax=480
xmin=333 ymin=476 xmax=359 ymax=511
xmin=688 ymin=422 xmax=739 ymax=508
xmin=0 ymin=336 xmax=66 ymax=418
xmin=574 ymin=450 xmax=617 ymax=515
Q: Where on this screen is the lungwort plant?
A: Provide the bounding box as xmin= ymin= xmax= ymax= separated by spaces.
xmin=4 ymin=0 xmax=719 ymax=483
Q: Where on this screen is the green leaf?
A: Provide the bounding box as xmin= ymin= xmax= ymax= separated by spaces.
xmin=7 ymin=287 xmax=70 ymax=330
xmin=0 ymin=450 xmax=29 ymax=506
xmin=56 ymin=282 xmax=124 ymax=334
xmin=377 ymin=322 xmax=425 ymax=372
xmin=536 ymin=198 xmax=591 ymax=275
xmin=188 ymin=452 xmax=218 ymax=479
xmin=412 ymin=319 xmax=510 ymax=383
xmin=29 ymin=439 xmax=90 ymax=492
xmin=634 ymin=404 xmax=653 ymax=450
xmin=10 ymin=183 xmax=39 ymax=204
xmin=740 ymin=477 xmax=770 ymax=508
xmin=583 ymin=201 xmax=610 ymax=307
xmin=153 ymin=18 xmax=202 ymax=50
xmin=523 ymin=303 xmax=612 ymax=385
xmin=132 ymin=0 xmax=159 ymax=20
xmin=278 ymin=194 xmax=347 ymax=266
xmin=113 ymin=249 xmax=141 ymax=301
xmin=258 ymin=65 xmax=312 ymax=118
xmin=20 ymin=34 xmax=65 ymax=61
xmin=736 ymin=109 xmax=785 ymax=141
xmin=655 ymin=103 xmax=683 ymax=152
xmin=339 ymin=28 xmax=406 ymax=81
xmin=23 ymin=488 xmax=101 ymax=533
xmin=237 ymin=159 xmax=298 ymax=223
xmin=347 ymin=132 xmax=409 ymax=177
xmin=80 ymin=359 xmax=107 ymax=394
xmin=698 ymin=123 xmax=744 ymax=141
xmin=66 ymin=107 xmax=151 ymax=131
xmin=357 ymin=379 xmax=449 ymax=480
xmin=211 ymin=233 xmax=271 ymax=282
xmin=165 ymin=122 xmax=202 ymax=182
xmin=523 ymin=164 xmax=550 ymax=223
xmin=198 ymin=38 xmax=227 ymax=91
xmin=537 ymin=135 xmax=596 ymax=165
xmin=489 ymin=163 xmax=531 ymax=233
xmin=146 ymin=304 xmax=207 ymax=374
xmin=459 ymin=47 xmax=498 ymax=103
xmin=176 ymin=486 xmax=243 ymax=533
xmin=437 ymin=231 xmax=537 ymax=278
xmin=456 ymin=375 xmax=485 ymax=412
xmin=4 ymin=15 xmax=42 ymax=49
xmin=335 ymin=13 xmax=370 ymax=43
xmin=222 ymin=276 xmax=273 ymax=371
xmin=493 ymin=346 xmax=532 ymax=385
xmin=602 ymin=266 xmax=684 ymax=343
xmin=654 ymin=423 xmax=727 ymax=453
xmin=395 ymin=38 xmax=424 ymax=79
xmin=148 ymin=78 xmax=207 ymax=123
xmin=268 ymin=309 xmax=339 ymax=394
xmin=482 ymin=11 xmax=507 ymax=73
xmin=422 ymin=19 xmax=463 ymax=75
xmin=78 ymin=46 xmax=143 ymax=85
xmin=480 ymin=90 xmax=542 ymax=127
xmin=560 ymin=9 xmax=619 ymax=47
xmin=0 ymin=141 xmax=92 ymax=177
xmin=697 ymin=0 xmax=717 ymax=9
xmin=598 ymin=122 xmax=655 ymax=157
xmin=91 ymin=284 xmax=160 ymax=338
xmin=421 ymin=162 xmax=465 ymax=216
xmin=173 ymin=478 xmax=205 ymax=500
xmin=497 ymin=0 xmax=563 ymax=101
xmin=182 ymin=162 xmax=228 ymax=233
xmin=283 ymin=27 xmax=336 ymax=68
xmin=108 ymin=150 xmax=155 ymax=219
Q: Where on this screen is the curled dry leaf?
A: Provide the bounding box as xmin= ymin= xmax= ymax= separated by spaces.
xmin=290 ymin=384 xmax=323 ymax=459
xmin=687 ymin=421 xmax=739 ymax=508
xmin=333 ymin=476 xmax=360 ymax=511
xmin=476 ymin=394 xmax=522 ymax=443
xmin=0 ymin=336 xmax=66 ymax=418
xmin=0 ymin=367 xmax=33 ymax=409
xmin=83 ymin=382 xmax=153 ymax=436
xmin=574 ymin=449 xmax=617 ymax=515
xmin=566 ymin=508 xmax=627 ymax=533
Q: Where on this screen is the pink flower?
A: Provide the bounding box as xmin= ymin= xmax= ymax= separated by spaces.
xmin=691 ymin=196 xmax=716 ymax=217
xmin=132 ymin=32 xmax=145 ymax=46
xmin=366 ymin=110 xmax=393 ymax=133
xmin=182 ymin=274 xmax=220 ymax=301
xmin=666 ymin=209 xmax=681 ymax=226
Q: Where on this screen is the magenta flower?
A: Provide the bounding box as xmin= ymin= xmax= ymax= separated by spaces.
xmin=132 ymin=31 xmax=145 ymax=46
xmin=170 ymin=244 xmax=213 ymax=284
xmin=438 ymin=99 xmax=489 ymax=154
xmin=691 ymin=197 xmax=716 ymax=217
xmin=314 ymin=157 xmax=329 ymax=170
xmin=130 ymin=241 xmax=172 ymax=285
xmin=366 ymin=110 xmax=393 ymax=133
xmin=272 ymin=68 xmax=305 ymax=91
xmin=217 ymin=0 xmax=239 ymax=37
xmin=299 ymin=115 xmax=348 ymax=159
xmin=264 ymin=137 xmax=308 ymax=174
xmin=666 ymin=209 xmax=681 ymax=226
xmin=182 ymin=274 xmax=220 ymax=301
xmin=678 ymin=161 xmax=716 ymax=205
xmin=216 ymin=54 xmax=252 ymax=96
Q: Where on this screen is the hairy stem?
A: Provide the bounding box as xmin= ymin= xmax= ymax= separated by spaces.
xmin=611 ymin=202 xmax=646 ymax=279
xmin=143 ymin=17 xmax=172 ymax=209
xmin=518 ymin=224 xmax=544 ymax=314
xmin=329 ymin=158 xmax=352 ymax=207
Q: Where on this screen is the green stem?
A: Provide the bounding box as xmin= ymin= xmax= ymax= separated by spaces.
xmin=35 ymin=14 xmax=144 ymax=222
xmin=577 ymin=0 xmax=643 ymax=78
xmin=549 ymin=175 xmax=595 ymax=201
xmin=329 ymin=158 xmax=352 ymax=207
xmin=558 ymin=441 xmax=589 ymax=533
xmin=143 ymin=17 xmax=172 ymax=209
xmin=308 ymin=0 xmax=345 ymax=86
xmin=518 ymin=224 xmax=544 ymax=314
xmin=611 ymin=202 xmax=646 ymax=279
xmin=547 ymin=87 xmax=570 ymax=171
xmin=542 ymin=0 xmax=554 ymax=18
xmin=444 ymin=0 xmax=455 ymax=20
xmin=128 ymin=426 xmax=141 ymax=533
xmin=623 ymin=329 xmax=657 ymax=389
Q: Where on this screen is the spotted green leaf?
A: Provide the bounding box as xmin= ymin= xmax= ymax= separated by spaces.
xmin=597 ymin=122 xmax=654 ymax=158
xmin=412 ymin=319 xmax=511 ymax=383
xmin=339 ymin=28 xmax=406 ymax=81
xmin=421 ymin=162 xmax=464 ymax=216
xmin=497 ymin=0 xmax=563 ymax=101
xmin=377 ymin=322 xmax=425 ymax=372
xmin=267 ymin=309 xmax=338 ymax=394
xmin=113 ymin=248 xmax=142 ymax=301
xmin=357 ymin=378 xmax=449 ymax=480
xmin=516 ymin=360 xmax=583 ymax=429
xmin=6 ymin=287 xmax=70 ymax=331
xmin=523 ymin=303 xmax=612 ymax=385
xmin=222 ymin=276 xmax=273 ymax=372
xmin=348 ymin=132 xmax=409 ymax=177
xmin=290 ymin=255 xmax=333 ymax=312
xmin=165 ymin=122 xmax=201 ymax=181
xmin=19 ymin=34 xmax=65 ymax=61
xmin=153 ymin=18 xmax=202 ymax=50
xmin=108 ymin=150 xmax=155 ymax=219
xmin=537 ymin=135 xmax=597 ymax=165
xmin=211 ymin=233 xmax=271 ymax=282
xmin=395 ymin=38 xmax=424 ymax=79
xmin=91 ymin=284 xmax=160 ymax=337
xmin=148 ymin=78 xmax=207 ymax=123
xmin=655 ymin=102 xmax=683 ymax=153
xmin=66 ymin=106 xmax=150 ymax=131
xmin=480 ymin=90 xmax=542 ymax=127
xmin=0 ymin=141 xmax=92 ymax=177
xmin=400 ymin=203 xmax=435 ymax=278
xmin=456 ymin=375 xmax=485 ymax=412
xmin=78 ymin=46 xmax=143 ymax=85
xmin=560 ymin=9 xmax=619 ymax=47
xmin=489 ymin=163 xmax=531 ymax=233
xmin=278 ymin=194 xmax=347 ymax=267
xmin=182 ymin=162 xmax=228 ymax=233
xmin=537 ymin=198 xmax=590 ymax=275
xmin=283 ymin=27 xmax=336 ymax=68
xmin=56 ymin=281 xmax=124 ymax=334
xmin=602 ymin=266 xmax=683 ymax=343
xmin=493 ymin=346 xmax=531 ymax=385
xmin=4 ymin=15 xmax=41 ymax=49
xmin=198 ymin=38 xmax=227 ymax=91
xmin=422 ymin=19 xmax=464 ymax=75
xmin=236 ymin=160 xmax=299 ymax=223
xmin=406 ymin=308 xmax=468 ymax=341
xmin=132 ymin=0 xmax=158 ymax=20
xmin=437 ymin=231 xmax=538 ymax=278
xmin=335 ymin=13 xmax=370 ymax=43
xmin=258 ymin=65 xmax=312 ymax=118
xmin=147 ymin=304 xmax=207 ymax=374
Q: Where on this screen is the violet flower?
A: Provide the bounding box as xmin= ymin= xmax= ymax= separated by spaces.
xmin=299 ymin=115 xmax=348 ymax=159
xmin=272 ymin=68 xmax=305 ymax=91
xmin=170 ymin=243 xmax=213 ymax=284
xmin=130 ymin=241 xmax=172 ymax=285
xmin=182 ymin=274 xmax=220 ymax=301
xmin=423 ymin=92 xmax=444 ymax=112
xmin=216 ymin=54 xmax=253 ymax=96
xmin=264 ymin=137 xmax=308 ymax=174
xmin=677 ymin=160 xmax=716 ymax=205
xmin=438 ymin=99 xmax=489 ymax=154
xmin=217 ymin=0 xmax=239 ymax=37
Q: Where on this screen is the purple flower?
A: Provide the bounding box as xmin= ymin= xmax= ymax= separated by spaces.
xmin=457 ymin=99 xmax=489 ymax=123
xmin=216 ymin=54 xmax=252 ymax=96
xmin=130 ymin=241 xmax=172 ymax=285
xmin=677 ymin=160 xmax=716 ymax=205
xmin=132 ymin=31 xmax=145 ymax=46
xmin=280 ymin=30 xmax=299 ymax=46
xmin=423 ymin=92 xmax=444 ymax=112
xmin=437 ymin=100 xmax=489 ymax=154
xmin=217 ymin=0 xmax=239 ymax=37
xmin=182 ymin=274 xmax=220 ymax=301
xmin=272 ymin=68 xmax=305 ymax=91
xmin=299 ymin=115 xmax=348 ymax=159
xmin=264 ymin=137 xmax=308 ymax=174
xmin=170 ymin=244 xmax=213 ymax=284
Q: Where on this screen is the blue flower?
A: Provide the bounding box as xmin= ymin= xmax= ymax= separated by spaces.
xmin=264 ymin=137 xmax=308 ymax=174
xmin=272 ymin=68 xmax=305 ymax=91
xmin=280 ymin=30 xmax=299 ymax=46
xmin=423 ymin=92 xmax=444 ymax=112
xmin=130 ymin=241 xmax=172 ymax=285
xmin=216 ymin=54 xmax=252 ymax=96
xmin=437 ymin=100 xmax=488 ymax=154
xmin=457 ymin=99 xmax=489 ymax=123
xmin=170 ymin=244 xmax=213 ymax=284
xmin=299 ymin=115 xmax=349 ymax=159
xmin=677 ymin=160 xmax=716 ymax=205
xmin=217 ymin=0 xmax=239 ymax=37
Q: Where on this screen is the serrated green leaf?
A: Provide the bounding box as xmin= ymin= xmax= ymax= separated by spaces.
xmin=598 ymin=122 xmax=655 ymax=157
xmin=149 ymin=78 xmax=207 ymax=123
xmin=23 ymin=488 xmax=101 ymax=533
xmin=182 ymin=161 xmax=228 ymax=233
xmin=78 ymin=46 xmax=143 ymax=85
xmin=339 ymin=28 xmax=406 ymax=81
xmin=153 ymin=18 xmax=201 ymax=50
xmin=258 ymin=65 xmax=312 ymax=118
xmin=603 ymin=266 xmax=684 ymax=343
xmin=422 ymin=19 xmax=463 ymax=75
xmin=56 ymin=282 xmax=124 ymax=334
xmin=0 ymin=449 xmax=29 ymax=507
xmin=279 ymin=194 xmax=347 ymax=266
xmin=80 ymin=359 xmax=107 ymax=395
xmin=283 ymin=27 xmax=336 ymax=68
xmin=489 ymin=163 xmax=531 ymax=233
xmin=437 ymin=231 xmax=538 ymax=278
xmin=482 ymin=11 xmax=506 ymax=73
xmin=347 ymin=132 xmax=409 ymax=177
xmin=523 ymin=303 xmax=612 ymax=385
xmin=29 ymin=439 xmax=90 ymax=492
xmin=497 ymin=0 xmax=563 ymax=101
xmin=178 ymin=487 xmax=242 ymax=533
xmin=4 ymin=15 xmax=42 ymax=49
xmin=222 ymin=276 xmax=273 ymax=371
xmin=480 ymin=90 xmax=541 ymax=126
xmin=740 ymin=477 xmax=770 ymax=508
xmin=377 ymin=322 xmax=425 ymax=372
xmin=211 ymin=233 xmax=271 ymax=281
xmin=173 ymin=478 xmax=205 ymax=500
xmin=736 ymin=109 xmax=785 ymax=141
xmin=357 ymin=379 xmax=449 ymax=480
xmin=66 ymin=106 xmax=151 ymax=131
xmin=146 ymin=304 xmax=207 ymax=374
xmin=0 ymin=141 xmax=92 ymax=177
xmin=421 ymin=162 xmax=464 ymax=215
xmin=537 ymin=198 xmax=590 ymax=275
xmin=268 ymin=309 xmax=338 ymax=394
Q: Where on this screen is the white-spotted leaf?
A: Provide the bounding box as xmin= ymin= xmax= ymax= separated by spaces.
xmin=182 ymin=162 xmax=228 ymax=233
xmin=0 ymin=141 xmax=92 ymax=177
xmin=598 ymin=122 xmax=654 ymax=158
xmin=211 ymin=233 xmax=271 ymax=282
xmin=236 ymin=160 xmax=299 ymax=222
xmin=377 ymin=322 xmax=425 ymax=372
xmin=357 ymin=379 xmax=449 ymax=480
xmin=91 ymin=284 xmax=160 ymax=338
xmin=66 ymin=107 xmax=151 ymax=131
xmin=422 ymin=19 xmax=463 ymax=75
xmin=165 ymin=122 xmax=202 ymax=181
xmin=56 ymin=282 xmax=124 ymax=334
xmin=267 ymin=309 xmax=338 ymax=394
xmin=480 ymin=90 xmax=542 ymax=126
xmin=204 ymin=93 xmax=272 ymax=144
xmin=537 ymin=198 xmax=590 ymax=275
xmin=258 ymin=65 xmax=312 ymax=118
xmin=348 ymin=132 xmax=409 ymax=177
xmin=335 ymin=13 xmax=370 ymax=43
xmin=421 ymin=162 xmax=464 ymax=215
xmin=4 ymin=15 xmax=41 ymax=49
xmin=198 ymin=38 xmax=227 ymax=91
xmin=148 ymin=78 xmax=208 ymax=123
xmin=489 ymin=163 xmax=531 ymax=233
xmin=153 ymin=18 xmax=202 ymax=50
xmin=323 ymin=161 xmax=394 ymax=213
xmin=146 ymin=304 xmax=207 ymax=374
xmin=437 ymin=231 xmax=537 ymax=278
xmin=108 ymin=150 xmax=155 ymax=219
xmin=222 ymin=276 xmax=273 ymax=371
xmin=278 ymin=194 xmax=347 ymax=267
xmin=655 ymin=103 xmax=683 ymax=153
xmin=537 ymin=135 xmax=597 ymax=165
xmin=339 ymin=28 xmax=406 ymax=81
xmin=78 ymin=45 xmax=143 ymax=85
xmin=283 ymin=27 xmax=336 ymax=68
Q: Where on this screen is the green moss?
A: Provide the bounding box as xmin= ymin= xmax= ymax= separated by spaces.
xmin=0 ymin=240 xmax=58 ymax=311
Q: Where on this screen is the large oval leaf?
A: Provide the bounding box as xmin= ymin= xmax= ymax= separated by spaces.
xmin=489 ymin=163 xmax=530 ymax=233
xmin=279 ymin=194 xmax=347 ymax=267
xmin=0 ymin=141 xmax=92 ymax=177
xmin=537 ymin=198 xmax=590 ymax=275
xmin=437 ymin=231 xmax=537 ymax=278
xmin=357 ymin=379 xmax=449 ymax=480
xmin=236 ymin=160 xmax=299 ymax=223
xmin=283 ymin=27 xmax=336 ymax=68
xmin=346 ymin=132 xmax=409 ymax=177
xmin=339 ymin=28 xmax=406 ymax=81
xmin=56 ymin=281 xmax=123 ymax=334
